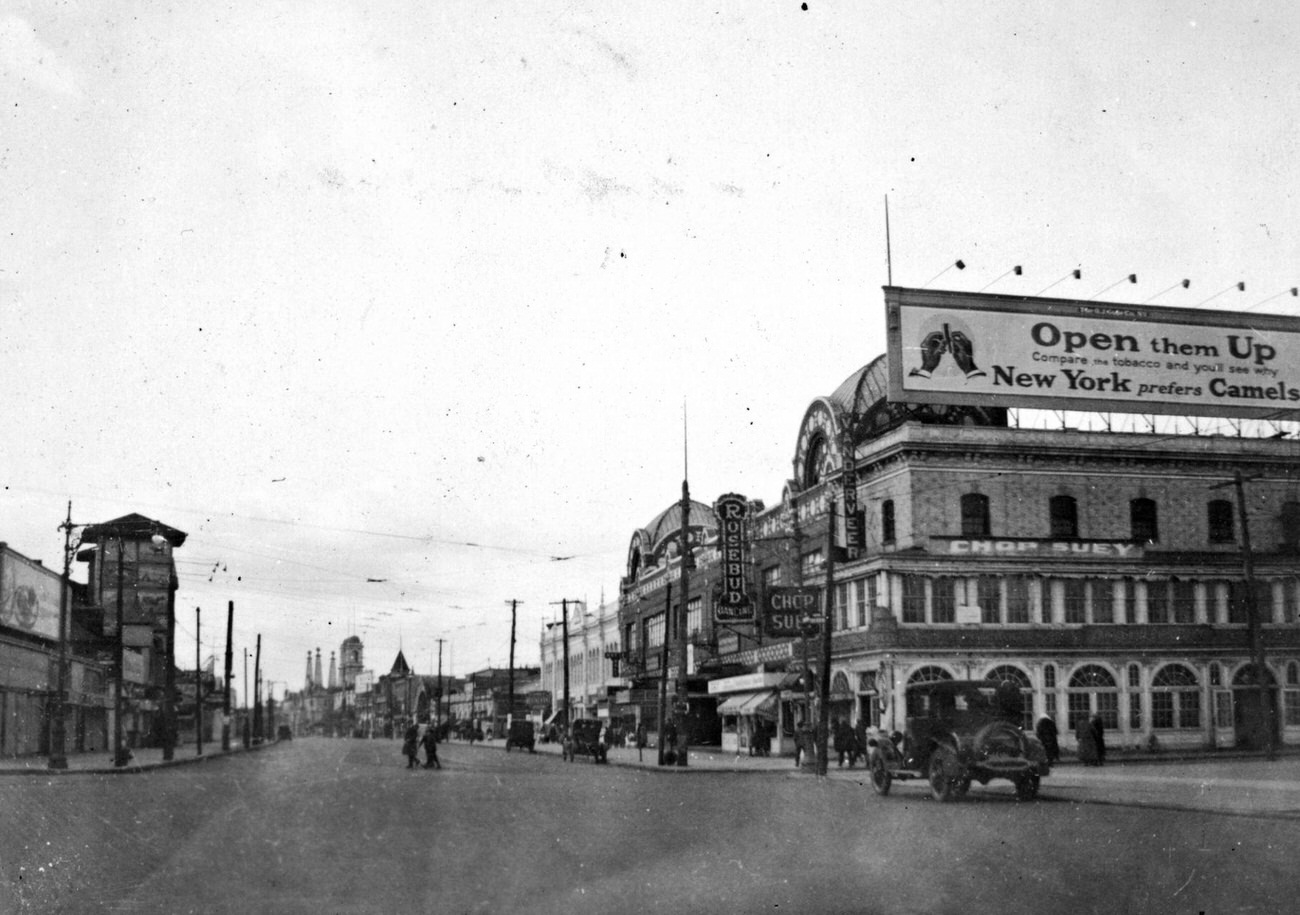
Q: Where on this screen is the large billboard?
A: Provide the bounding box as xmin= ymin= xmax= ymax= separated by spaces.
xmin=0 ymin=546 xmax=63 ymax=642
xmin=886 ymin=286 xmax=1300 ymax=419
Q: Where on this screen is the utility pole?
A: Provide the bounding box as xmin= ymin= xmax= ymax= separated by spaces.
xmin=549 ymin=599 xmax=579 ymax=733
xmin=674 ymin=479 xmax=692 ymax=767
xmin=436 ymin=638 xmax=446 ymax=731
xmin=1214 ymin=471 xmax=1275 ymax=759
xmin=222 ymin=601 xmax=233 ymax=751
xmin=817 ymin=499 xmax=837 ymax=777
xmin=195 ymin=606 xmax=202 ymax=756
xmin=114 ymin=539 xmax=128 ymax=767
xmin=657 ymin=582 xmax=671 ymax=766
xmin=50 ymin=503 xmax=81 ymax=770
xmin=243 ymin=648 xmax=250 ymax=749
xmin=506 ymin=599 xmax=522 ymax=729
xmin=253 ymin=634 xmax=262 ymax=744
xmin=162 ymin=568 xmax=177 ymax=762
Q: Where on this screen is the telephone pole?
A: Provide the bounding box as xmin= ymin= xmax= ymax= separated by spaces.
xmin=436 ymin=638 xmax=446 ymax=730
xmin=195 ymin=606 xmax=202 ymax=756
xmin=1213 ymin=471 xmax=1275 ymax=759
xmin=222 ymin=601 xmax=233 ymax=751
xmin=506 ymin=599 xmax=522 ymax=728
xmin=817 ymin=499 xmax=837 ymax=777
xmin=253 ymin=634 xmax=262 ymax=744
xmin=549 ymin=599 xmax=579 ymax=732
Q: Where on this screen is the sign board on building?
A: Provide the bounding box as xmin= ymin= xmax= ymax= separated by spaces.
xmin=122 ymin=648 xmax=147 ymax=685
xmin=712 ymin=493 xmax=753 ymax=623
xmin=839 ymin=470 xmax=864 ymax=560
xmin=886 ymin=286 xmax=1300 ymax=420
xmin=939 ymin=537 xmax=1145 ymax=558
xmin=763 ymin=586 xmax=822 ymax=638
xmin=0 ymin=546 xmax=63 ymax=642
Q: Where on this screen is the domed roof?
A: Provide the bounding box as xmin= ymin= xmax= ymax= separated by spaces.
xmin=643 ymin=498 xmax=717 ymax=552
xmin=342 ymin=635 xmax=362 ymax=647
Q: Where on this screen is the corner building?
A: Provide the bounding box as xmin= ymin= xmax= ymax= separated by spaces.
xmin=616 ymin=348 xmax=1300 ymax=757
xmin=771 ymin=352 xmax=1300 ymax=754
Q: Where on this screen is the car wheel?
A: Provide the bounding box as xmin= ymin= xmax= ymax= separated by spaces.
xmin=954 ymin=776 xmax=972 ymax=798
xmin=928 ymin=747 xmax=959 ymax=802
xmin=870 ymin=754 xmax=892 ymax=796
xmin=1015 ymin=773 xmax=1040 ymax=801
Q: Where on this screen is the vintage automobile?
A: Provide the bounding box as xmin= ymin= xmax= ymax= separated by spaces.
xmin=562 ymin=719 xmax=608 ymax=763
xmin=867 ymin=679 xmax=1050 ymax=801
xmin=505 ymin=720 xmax=536 ymax=753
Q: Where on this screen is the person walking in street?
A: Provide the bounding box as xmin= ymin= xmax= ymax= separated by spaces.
xmin=1075 ymin=715 xmax=1098 ymax=766
xmin=834 ymin=718 xmax=853 ymax=768
xmin=635 ymin=721 xmax=647 ymax=762
xmin=421 ymin=726 xmax=441 ymax=769
xmin=1036 ymin=715 xmax=1060 ymax=764
xmin=402 ymin=723 xmax=419 ymax=769
xmin=1090 ymin=713 xmax=1106 ymax=767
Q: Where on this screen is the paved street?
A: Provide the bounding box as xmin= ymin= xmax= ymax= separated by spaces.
xmin=3 ymin=737 xmax=1299 ymax=914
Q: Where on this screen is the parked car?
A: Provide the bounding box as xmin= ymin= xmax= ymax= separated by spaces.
xmin=505 ymin=720 xmax=536 ymax=753
xmin=867 ymin=679 xmax=1049 ymax=801
xmin=562 ymin=719 xmax=608 ymax=763
xmin=276 ymin=725 xmax=292 ymax=741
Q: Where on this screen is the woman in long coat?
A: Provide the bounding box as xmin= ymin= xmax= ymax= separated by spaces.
xmin=402 ymin=723 xmax=420 ymax=768
xmin=1035 ymin=715 xmax=1060 ymax=764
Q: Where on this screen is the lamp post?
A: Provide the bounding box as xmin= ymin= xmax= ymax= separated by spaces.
xmin=49 ymin=502 xmax=85 ymax=770
xmin=113 ymin=538 xmax=130 ymax=767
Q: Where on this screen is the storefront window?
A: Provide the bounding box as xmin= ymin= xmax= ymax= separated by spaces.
xmin=1152 ymin=664 xmax=1200 ymax=729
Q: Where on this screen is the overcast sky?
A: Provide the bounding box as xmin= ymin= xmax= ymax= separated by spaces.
xmin=4 ymin=2 xmax=1298 ymax=697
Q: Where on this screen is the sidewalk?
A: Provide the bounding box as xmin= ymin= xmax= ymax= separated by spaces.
xmin=0 ymin=740 xmax=278 ymax=776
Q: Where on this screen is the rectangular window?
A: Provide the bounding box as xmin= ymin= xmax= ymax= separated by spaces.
xmin=1096 ymin=692 xmax=1119 ymax=731
xmin=1180 ymin=691 xmax=1200 ymax=729
xmin=1064 ymin=579 xmax=1087 ymax=624
xmin=1254 ymin=579 xmax=1274 ymax=623
xmin=901 ymin=575 xmax=926 ymax=624
xmin=978 ymin=576 xmax=1001 ymax=624
xmin=763 ymin=566 xmax=782 ymax=587
xmin=1286 ymin=690 xmax=1300 ymax=727
xmin=1152 ymin=691 xmax=1174 ymax=729
xmin=687 ymin=597 xmax=702 ymax=636
xmin=835 ymin=583 xmax=850 ymax=631
xmin=1006 ymin=577 xmax=1031 ymax=624
xmin=1093 ymin=580 xmax=1114 ymax=624
xmin=1228 ymin=581 xmax=1249 ymax=624
xmin=1129 ymin=692 xmax=1142 ymax=730
xmin=881 ymin=500 xmax=896 ymax=543
xmin=1148 ymin=581 xmax=1170 ymax=624
xmin=801 ymin=550 xmax=824 ymax=582
xmin=646 ymin=612 xmax=665 ymax=649
xmin=1215 ymin=690 xmax=1233 ymax=728
xmin=931 ymin=578 xmax=955 ymax=624
xmin=1170 ymin=581 xmax=1195 ymax=624
xmin=855 ymin=578 xmax=869 ymax=628
xmin=1045 ymin=693 xmax=1057 ymax=718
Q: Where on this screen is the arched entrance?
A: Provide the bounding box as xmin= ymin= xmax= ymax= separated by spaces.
xmin=1231 ymin=664 xmax=1279 ymax=750
xmin=828 ymin=671 xmax=854 ymax=726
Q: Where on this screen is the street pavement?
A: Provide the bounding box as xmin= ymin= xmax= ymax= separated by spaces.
xmin=6 ymin=734 xmax=1299 ymax=820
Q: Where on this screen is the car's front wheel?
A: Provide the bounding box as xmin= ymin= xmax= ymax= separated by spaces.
xmin=870 ymin=754 xmax=892 ymax=796
xmin=928 ymin=747 xmax=961 ymax=802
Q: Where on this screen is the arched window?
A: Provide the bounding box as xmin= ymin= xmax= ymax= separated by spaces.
xmin=803 ymin=435 xmax=826 ymax=489
xmin=1130 ymin=498 xmax=1158 ymax=543
xmin=881 ymin=499 xmax=896 ymax=543
xmin=961 ymin=493 xmax=990 ymax=537
xmin=1050 ymin=495 xmax=1078 ymax=539
xmin=985 ymin=665 xmax=1033 ymax=729
xmin=1067 ymin=665 xmax=1118 ymax=731
xmin=1207 ymin=500 xmax=1234 ymax=544
xmin=1152 ymin=664 xmax=1200 ymax=729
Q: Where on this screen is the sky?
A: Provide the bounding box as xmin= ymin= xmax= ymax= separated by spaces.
xmin=4 ymin=2 xmax=1299 ymax=699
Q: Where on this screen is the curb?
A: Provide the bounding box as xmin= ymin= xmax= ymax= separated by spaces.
xmin=0 ymin=739 xmax=282 ymax=777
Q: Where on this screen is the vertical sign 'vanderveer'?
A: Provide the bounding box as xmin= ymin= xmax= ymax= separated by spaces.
xmin=712 ymin=493 xmax=753 ymax=623
xmin=885 ymin=286 xmax=1300 ymax=420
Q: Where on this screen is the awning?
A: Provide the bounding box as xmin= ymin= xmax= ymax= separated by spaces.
xmin=716 ymin=691 xmax=777 ymax=717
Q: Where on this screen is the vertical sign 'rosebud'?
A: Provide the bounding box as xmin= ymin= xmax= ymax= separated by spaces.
xmin=712 ymin=493 xmax=753 ymax=623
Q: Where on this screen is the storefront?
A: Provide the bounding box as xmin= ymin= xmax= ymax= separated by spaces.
xmin=709 ymin=671 xmax=792 ymax=756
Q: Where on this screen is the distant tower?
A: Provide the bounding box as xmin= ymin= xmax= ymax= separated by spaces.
xmin=305 ymin=651 xmax=313 ymax=690
xmin=340 ymin=635 xmax=364 ymax=689
xmin=328 ymin=652 xmax=337 ymax=690
xmin=314 ymin=648 xmax=323 ymax=691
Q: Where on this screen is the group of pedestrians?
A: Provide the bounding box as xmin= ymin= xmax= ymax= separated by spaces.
xmin=402 ymin=723 xmax=442 ymax=770
xmin=1033 ymin=713 xmax=1105 ymax=767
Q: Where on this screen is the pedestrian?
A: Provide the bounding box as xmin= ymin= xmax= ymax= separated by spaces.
xmin=635 ymin=721 xmax=647 ymax=762
xmin=852 ymin=717 xmax=868 ymax=768
xmin=1090 ymin=713 xmax=1106 ymax=767
xmin=421 ymin=726 xmax=441 ymax=769
xmin=834 ymin=718 xmax=853 ymax=768
xmin=402 ymin=723 xmax=419 ymax=769
xmin=1035 ymin=715 xmax=1060 ymax=764
xmin=1074 ymin=715 xmax=1098 ymax=766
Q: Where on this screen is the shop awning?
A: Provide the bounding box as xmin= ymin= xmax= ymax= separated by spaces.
xmin=716 ymin=691 xmax=777 ymax=717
